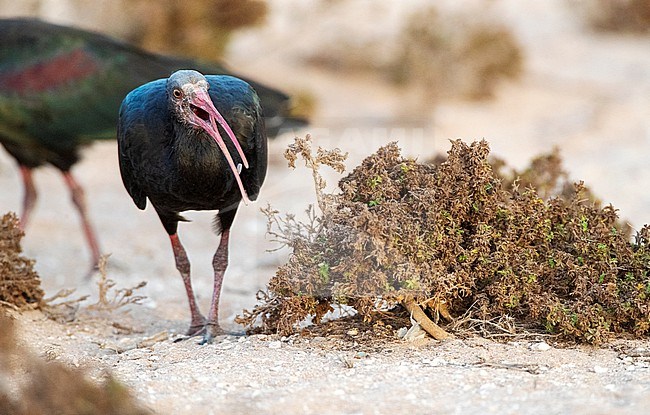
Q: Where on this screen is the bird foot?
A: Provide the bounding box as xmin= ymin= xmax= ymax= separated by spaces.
xmin=186 ymin=317 xmax=208 ymax=337
xmin=174 ymin=323 xmax=228 ymax=344
xmin=186 ymin=325 xmax=206 ymax=337
xmin=199 ymin=322 xmax=225 ymax=345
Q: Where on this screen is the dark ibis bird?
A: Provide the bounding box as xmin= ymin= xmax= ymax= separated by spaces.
xmin=118 ymin=70 xmax=267 ymax=343
xmin=0 ymin=18 xmax=302 ymax=272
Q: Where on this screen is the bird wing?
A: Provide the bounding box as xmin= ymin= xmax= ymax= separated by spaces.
xmin=0 ymin=17 xmax=302 ymax=157
xmin=0 ymin=19 xmax=136 ymax=149
xmin=206 ymin=75 xmax=268 ymax=201
xmin=117 ymin=80 xmax=172 ymax=210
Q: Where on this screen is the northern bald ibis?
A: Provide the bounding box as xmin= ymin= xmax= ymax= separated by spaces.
xmin=118 ymin=70 xmax=267 ymax=343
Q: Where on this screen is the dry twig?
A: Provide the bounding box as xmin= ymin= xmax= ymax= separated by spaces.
xmin=401 ymin=297 xmax=452 ymax=340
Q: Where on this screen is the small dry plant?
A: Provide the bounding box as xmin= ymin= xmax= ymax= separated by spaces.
xmin=131 ymin=0 xmax=267 ymax=60
xmin=0 ymin=212 xmax=43 ymax=310
xmin=575 ymin=0 xmax=650 ymax=33
xmin=0 ymin=313 xmax=150 ymax=415
xmin=390 ymin=6 xmax=523 ymax=101
xmin=86 ymin=255 xmax=147 ymax=314
xmin=305 ymin=5 xmax=523 ymax=102
xmin=42 ymin=255 xmax=147 ymax=323
xmin=238 ymin=136 xmax=650 ymax=345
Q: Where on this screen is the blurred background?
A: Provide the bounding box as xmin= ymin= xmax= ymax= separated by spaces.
xmin=0 ymin=0 xmax=648 ymax=329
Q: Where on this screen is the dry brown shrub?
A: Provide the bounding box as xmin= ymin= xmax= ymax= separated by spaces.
xmin=0 ymin=212 xmax=43 ymax=309
xmin=130 ymin=0 xmax=267 ymax=59
xmin=577 ymin=0 xmax=650 ymax=33
xmin=0 ymin=313 xmax=149 ymax=415
xmin=239 ymin=136 xmax=650 ymax=344
xmin=0 ymin=217 xmax=149 ymax=413
xmin=391 ymin=7 xmax=523 ymax=100
xmin=306 ymin=6 xmax=523 ymax=101
xmin=490 ymin=149 xmax=571 ymax=201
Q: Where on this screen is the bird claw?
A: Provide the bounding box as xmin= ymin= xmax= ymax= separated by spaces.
xmin=198 ymin=335 xmax=212 ymax=345
xmin=186 ymin=319 xmax=207 ymax=337
xmin=172 ymin=325 xmax=206 ymax=343
xmin=198 ymin=322 xmax=225 ymax=345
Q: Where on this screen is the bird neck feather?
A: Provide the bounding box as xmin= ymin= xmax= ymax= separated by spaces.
xmin=173 ymin=126 xmax=224 ymax=180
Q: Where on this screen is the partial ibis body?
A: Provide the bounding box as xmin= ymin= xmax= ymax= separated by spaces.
xmin=118 ymin=70 xmax=267 ymax=343
xmin=0 ymin=18 xmax=300 ymax=273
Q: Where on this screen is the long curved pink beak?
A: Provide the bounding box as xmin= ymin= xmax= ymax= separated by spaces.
xmin=190 ymin=88 xmax=251 ymax=204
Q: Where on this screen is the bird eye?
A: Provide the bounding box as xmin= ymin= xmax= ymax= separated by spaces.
xmin=173 ymin=89 xmax=183 ymax=99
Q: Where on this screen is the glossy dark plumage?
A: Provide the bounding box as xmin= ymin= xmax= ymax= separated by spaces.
xmin=118 ymin=70 xmax=267 ymax=343
xmin=0 ymin=18 xmax=302 ymax=271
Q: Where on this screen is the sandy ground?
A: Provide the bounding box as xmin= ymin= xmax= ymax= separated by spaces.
xmin=1 ymin=0 xmax=650 ymax=414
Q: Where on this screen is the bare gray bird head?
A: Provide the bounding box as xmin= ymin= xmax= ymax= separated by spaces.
xmin=167 ymin=70 xmax=211 ymax=127
xmin=165 ymin=70 xmax=251 ymax=204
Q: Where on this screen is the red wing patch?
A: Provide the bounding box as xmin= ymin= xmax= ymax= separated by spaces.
xmin=0 ymin=48 xmax=100 ymax=94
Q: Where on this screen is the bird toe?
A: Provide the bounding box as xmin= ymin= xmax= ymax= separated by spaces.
xmin=199 ymin=322 xmax=225 ymax=344
xmin=186 ymin=322 xmax=207 ymax=337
